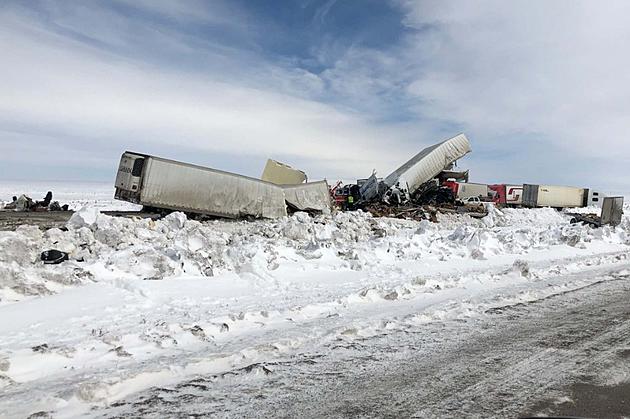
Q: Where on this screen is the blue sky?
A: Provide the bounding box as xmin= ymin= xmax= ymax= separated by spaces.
xmin=2 ymin=0 xmax=630 ymax=193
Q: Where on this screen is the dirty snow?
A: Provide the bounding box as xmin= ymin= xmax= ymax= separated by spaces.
xmin=1 ymin=198 xmax=630 ymax=418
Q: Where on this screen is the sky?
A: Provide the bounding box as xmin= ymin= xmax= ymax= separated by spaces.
xmin=1 ymin=0 xmax=630 ymax=193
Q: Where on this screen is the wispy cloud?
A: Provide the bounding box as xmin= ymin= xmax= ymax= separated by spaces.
xmin=1 ymin=0 xmax=629 ymax=193
xmin=0 ymin=1 xmax=420 ymax=182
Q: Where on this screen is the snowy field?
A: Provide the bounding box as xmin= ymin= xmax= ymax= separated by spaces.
xmin=0 ymin=186 xmax=629 ymax=417
xmin=0 ymin=181 xmax=140 ymax=211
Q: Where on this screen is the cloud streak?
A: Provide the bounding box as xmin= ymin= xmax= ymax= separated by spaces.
xmin=1 ymin=0 xmax=629 ymax=194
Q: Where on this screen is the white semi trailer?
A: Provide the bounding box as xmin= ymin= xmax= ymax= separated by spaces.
xmin=360 ymin=133 xmax=472 ymax=202
xmin=522 ymin=184 xmax=588 ymax=209
xmin=114 ymin=151 xmax=289 ymax=218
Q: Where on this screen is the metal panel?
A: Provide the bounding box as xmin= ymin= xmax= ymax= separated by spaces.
xmin=522 ymin=184 xmax=539 ymax=207
xmin=136 ymin=155 xmax=287 ymax=219
xmin=359 ymin=173 xmax=380 ymax=202
xmin=261 ymin=159 xmax=307 ymax=185
xmin=282 ymin=181 xmax=332 ymax=213
xmin=456 ymin=183 xmax=488 ymax=200
xmin=601 ymin=197 xmax=624 ymax=226
xmin=383 ymin=133 xmax=472 ymax=195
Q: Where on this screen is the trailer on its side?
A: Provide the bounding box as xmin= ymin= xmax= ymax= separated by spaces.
xmin=114 ymin=151 xmax=288 ymax=219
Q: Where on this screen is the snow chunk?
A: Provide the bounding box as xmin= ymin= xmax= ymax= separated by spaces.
xmin=164 ymin=212 xmax=187 ymax=230
xmin=67 ymin=206 xmax=99 ymax=229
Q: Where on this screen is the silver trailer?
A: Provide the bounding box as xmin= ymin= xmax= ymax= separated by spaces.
xmin=115 ymin=152 xmax=288 ymax=219
xmin=384 ymin=133 xmax=472 ymax=195
xmin=282 ymin=181 xmax=332 ymax=213
xmin=522 ymin=184 xmax=588 ymax=209
xmin=456 ymin=182 xmax=489 ymax=200
xmin=359 ymin=133 xmax=472 ymax=202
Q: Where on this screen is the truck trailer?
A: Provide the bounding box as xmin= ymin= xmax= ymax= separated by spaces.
xmin=442 ymin=181 xmax=489 ymax=201
xmin=488 ymin=184 xmax=524 ymax=206
xmin=359 ymin=133 xmax=472 ymax=202
xmin=522 ymin=184 xmax=588 ymax=209
xmin=114 ymin=151 xmax=290 ymax=219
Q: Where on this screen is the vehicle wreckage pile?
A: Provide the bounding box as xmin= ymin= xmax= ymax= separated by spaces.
xmin=330 ymin=133 xmax=624 ymax=225
xmin=109 ymin=134 xmax=490 ymax=224
xmin=351 ymin=134 xmax=488 ymax=221
xmin=0 ymin=191 xmax=69 ymax=213
xmin=4 ymin=133 xmax=619 ymax=227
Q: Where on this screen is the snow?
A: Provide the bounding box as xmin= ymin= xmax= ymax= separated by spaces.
xmin=0 ymin=189 xmax=630 ymax=417
xmin=0 ymin=180 xmax=140 ymax=211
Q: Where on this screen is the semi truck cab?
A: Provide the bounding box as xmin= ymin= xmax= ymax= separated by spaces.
xmin=114 ymin=152 xmax=146 ymax=203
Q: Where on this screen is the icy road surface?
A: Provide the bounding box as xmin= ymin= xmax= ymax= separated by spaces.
xmin=0 ymin=204 xmax=629 ymax=417
xmin=102 ymin=268 xmax=630 ymax=419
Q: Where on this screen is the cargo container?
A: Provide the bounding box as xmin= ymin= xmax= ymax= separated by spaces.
xmin=488 ymin=184 xmax=524 ymax=206
xmin=360 ymin=133 xmax=471 ymax=202
xmin=443 ymin=181 xmax=489 ymax=201
xmin=114 ymin=151 xmax=289 ymax=219
xmin=522 ymin=184 xmax=588 ymax=209
xmin=384 ymin=133 xmax=471 ymax=195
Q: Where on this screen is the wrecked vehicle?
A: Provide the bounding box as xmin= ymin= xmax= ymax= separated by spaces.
xmin=114 ymin=151 xmax=331 ymax=219
xmin=360 ymin=133 xmax=472 ymax=204
xmin=568 ymin=196 xmax=624 ymax=227
xmin=1 ymin=192 xmax=68 ymax=212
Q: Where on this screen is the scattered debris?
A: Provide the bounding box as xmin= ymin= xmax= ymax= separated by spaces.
xmin=1 ymin=191 xmax=69 ymax=213
xmin=568 ymin=197 xmax=624 ymax=228
xmin=40 ymin=250 xmax=69 ymax=265
xmin=110 ymin=346 xmax=132 ymax=357
xmin=31 ymin=343 xmax=50 ymax=353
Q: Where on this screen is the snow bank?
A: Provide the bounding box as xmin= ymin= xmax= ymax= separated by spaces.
xmin=2 ymin=204 xmax=630 ymax=418
xmin=1 ymin=206 xmax=629 ymax=303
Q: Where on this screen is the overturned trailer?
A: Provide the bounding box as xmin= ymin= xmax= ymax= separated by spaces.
xmin=360 ymin=133 xmax=472 ymax=202
xmin=114 ymin=152 xmax=330 ymax=219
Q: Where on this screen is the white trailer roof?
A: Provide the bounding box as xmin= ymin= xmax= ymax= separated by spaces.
xmin=384 ymin=133 xmax=471 ymax=194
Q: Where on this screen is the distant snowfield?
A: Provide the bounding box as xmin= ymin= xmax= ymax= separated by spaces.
xmin=0 ymin=180 xmax=140 ymax=211
xmin=0 ymin=187 xmax=629 ymax=417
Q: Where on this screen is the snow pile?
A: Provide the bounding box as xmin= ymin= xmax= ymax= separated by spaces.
xmin=1 ymin=206 xmax=629 ymax=303
xmin=1 ymin=204 xmax=630 ymax=418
